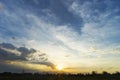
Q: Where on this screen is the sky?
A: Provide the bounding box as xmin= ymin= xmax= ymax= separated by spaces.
xmin=0 ymin=0 xmax=120 ymax=73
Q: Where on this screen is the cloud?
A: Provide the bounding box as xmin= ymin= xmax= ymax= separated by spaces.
xmin=48 ymin=0 xmax=83 ymax=31
xmin=0 ymin=43 xmax=34 ymax=60
xmin=0 ymin=47 xmax=21 ymax=56
xmin=113 ymin=47 xmax=120 ymax=54
xmin=0 ymin=43 xmax=55 ymax=69
xmin=0 ymin=2 xmax=4 ymax=12
xmin=17 ymin=47 xmax=36 ymax=59
xmin=31 ymin=61 xmax=56 ymax=69
xmin=0 ymin=43 xmax=16 ymax=49
xmin=22 ymin=9 xmax=120 ymax=70
xmin=67 ymin=0 xmax=120 ymax=48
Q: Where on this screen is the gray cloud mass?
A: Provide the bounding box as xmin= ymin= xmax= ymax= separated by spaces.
xmin=0 ymin=42 xmax=55 ymax=72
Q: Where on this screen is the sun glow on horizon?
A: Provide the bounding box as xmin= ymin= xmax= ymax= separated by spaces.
xmin=56 ymin=65 xmax=63 ymax=71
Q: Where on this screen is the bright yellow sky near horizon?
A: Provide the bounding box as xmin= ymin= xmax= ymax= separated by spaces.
xmin=5 ymin=60 xmax=120 ymax=73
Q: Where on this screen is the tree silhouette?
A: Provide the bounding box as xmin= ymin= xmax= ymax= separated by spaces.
xmin=0 ymin=71 xmax=120 ymax=80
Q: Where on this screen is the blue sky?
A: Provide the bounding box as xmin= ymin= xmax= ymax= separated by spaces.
xmin=0 ymin=0 xmax=120 ymax=73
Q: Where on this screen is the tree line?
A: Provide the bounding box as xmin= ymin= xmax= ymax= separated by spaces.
xmin=0 ymin=71 xmax=120 ymax=80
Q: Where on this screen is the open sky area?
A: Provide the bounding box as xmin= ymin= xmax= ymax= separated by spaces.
xmin=0 ymin=0 xmax=120 ymax=73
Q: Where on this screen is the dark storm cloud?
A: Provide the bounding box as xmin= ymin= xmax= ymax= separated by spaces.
xmin=0 ymin=43 xmax=34 ymax=58
xmin=0 ymin=43 xmax=55 ymax=71
xmin=0 ymin=43 xmax=36 ymax=60
xmin=0 ymin=48 xmax=23 ymax=60
xmin=31 ymin=61 xmax=56 ymax=69
xmin=17 ymin=47 xmax=36 ymax=59
xmin=0 ymin=43 xmax=16 ymax=49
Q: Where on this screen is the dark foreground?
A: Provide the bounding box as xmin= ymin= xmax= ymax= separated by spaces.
xmin=0 ymin=72 xmax=120 ymax=80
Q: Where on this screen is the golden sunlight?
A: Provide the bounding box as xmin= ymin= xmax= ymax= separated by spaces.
xmin=56 ymin=65 xmax=63 ymax=71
